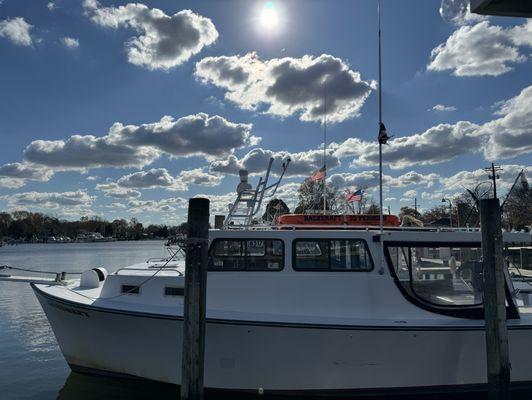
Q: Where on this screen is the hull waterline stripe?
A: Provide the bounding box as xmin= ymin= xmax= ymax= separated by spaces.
xmin=31 ymin=283 xmax=532 ymax=332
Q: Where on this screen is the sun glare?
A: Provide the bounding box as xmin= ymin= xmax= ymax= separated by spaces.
xmin=259 ymin=2 xmax=281 ymax=31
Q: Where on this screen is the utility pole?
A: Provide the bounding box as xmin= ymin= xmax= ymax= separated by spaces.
xmin=485 ymin=163 xmax=503 ymax=199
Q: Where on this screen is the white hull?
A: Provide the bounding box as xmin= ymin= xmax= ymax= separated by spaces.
xmin=33 ymin=284 xmax=532 ymax=394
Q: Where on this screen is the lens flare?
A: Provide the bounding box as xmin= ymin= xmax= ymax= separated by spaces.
xmin=259 ymin=2 xmax=280 ymax=31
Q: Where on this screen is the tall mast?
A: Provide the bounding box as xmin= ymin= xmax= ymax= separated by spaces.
xmin=377 ymin=0 xmax=387 ymax=274
xmin=378 ymin=0 xmax=383 ymax=233
xmin=323 ymin=81 xmax=327 ymax=214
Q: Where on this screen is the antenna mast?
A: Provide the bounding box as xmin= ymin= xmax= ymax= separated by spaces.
xmin=377 ymin=0 xmax=389 ymax=273
xmin=323 ymin=81 xmax=327 ymax=214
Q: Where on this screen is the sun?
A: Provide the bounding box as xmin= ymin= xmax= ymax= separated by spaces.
xmin=258 ymin=2 xmax=281 ymax=31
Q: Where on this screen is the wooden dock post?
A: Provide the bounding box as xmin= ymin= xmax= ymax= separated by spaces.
xmin=181 ymin=198 xmax=210 ymax=400
xmin=480 ymin=198 xmax=510 ymax=400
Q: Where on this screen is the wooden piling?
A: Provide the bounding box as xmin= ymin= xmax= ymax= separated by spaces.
xmin=480 ymin=198 xmax=510 ymax=400
xmin=181 ymin=198 xmax=210 ymax=400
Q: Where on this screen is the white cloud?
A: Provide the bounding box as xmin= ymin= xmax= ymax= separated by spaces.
xmin=0 ymin=17 xmax=33 ymax=46
xmin=480 ymin=85 xmax=532 ymax=160
xmin=127 ymin=197 xmax=186 ymax=213
xmin=440 ymin=165 xmax=528 ymax=192
xmin=428 ymin=20 xmax=531 ymax=77
xmin=431 ymin=104 xmax=456 ymax=112
xmin=334 ymin=121 xmax=481 ymax=170
xmin=328 ymin=170 xmax=439 ymax=190
xmin=83 ymin=0 xmax=218 ymax=70
xmin=195 ymin=52 xmax=376 ymax=123
xmin=47 ymin=2 xmax=56 ymax=12
xmin=1 ymin=190 xmax=95 ymax=209
xmin=0 ymin=178 xmax=25 ymax=189
xmin=0 ymin=162 xmax=54 ymax=188
xmin=117 ymin=168 xmax=186 ymax=191
xmin=95 ymin=182 xmax=141 ymax=199
xmin=211 ymin=147 xmax=339 ymax=177
xmin=178 ymin=168 xmax=222 ymax=187
xmin=61 ymin=37 xmax=79 ymax=49
xmin=23 ymin=113 xmax=257 ymax=170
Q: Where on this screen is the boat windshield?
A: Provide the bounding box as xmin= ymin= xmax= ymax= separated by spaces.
xmin=386 ymin=243 xmax=484 ymax=307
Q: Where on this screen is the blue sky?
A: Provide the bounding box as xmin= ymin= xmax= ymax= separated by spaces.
xmin=0 ymin=0 xmax=530 ymax=224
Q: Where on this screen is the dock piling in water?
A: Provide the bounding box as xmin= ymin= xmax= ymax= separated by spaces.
xmin=480 ymin=198 xmax=510 ymax=400
xmin=181 ymin=198 xmax=210 ymax=400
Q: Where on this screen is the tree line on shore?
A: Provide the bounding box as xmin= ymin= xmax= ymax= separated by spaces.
xmin=0 ymin=211 xmax=188 ymax=243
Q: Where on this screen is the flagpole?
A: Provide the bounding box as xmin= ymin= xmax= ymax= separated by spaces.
xmin=323 ymin=81 xmax=327 ymax=214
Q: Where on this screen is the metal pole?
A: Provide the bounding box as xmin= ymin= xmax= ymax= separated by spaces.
xmin=377 ymin=0 xmax=385 ymax=273
xmin=181 ymin=198 xmax=210 ymax=400
xmin=323 ymin=82 xmax=327 ymax=214
xmin=480 ymin=198 xmax=510 ymax=400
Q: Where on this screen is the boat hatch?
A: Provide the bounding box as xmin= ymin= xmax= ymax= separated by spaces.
xmin=385 ymin=241 xmax=519 ymax=320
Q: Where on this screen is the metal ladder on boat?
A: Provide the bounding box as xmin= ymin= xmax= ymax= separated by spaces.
xmin=223 ymin=157 xmax=290 ymax=228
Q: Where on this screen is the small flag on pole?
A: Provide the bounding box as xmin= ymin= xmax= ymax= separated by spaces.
xmin=345 ymin=189 xmax=363 ymax=203
xmin=310 ymin=165 xmax=326 ymax=181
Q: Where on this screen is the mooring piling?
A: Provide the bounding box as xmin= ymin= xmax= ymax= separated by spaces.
xmin=480 ymin=198 xmax=510 ymax=400
xmin=181 ymin=198 xmax=210 ymax=400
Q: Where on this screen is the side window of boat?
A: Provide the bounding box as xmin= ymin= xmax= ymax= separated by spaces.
xmin=386 ymin=244 xmax=484 ymax=307
xmin=293 ymin=239 xmax=374 ymax=271
xmin=209 ymin=239 xmax=284 ymax=270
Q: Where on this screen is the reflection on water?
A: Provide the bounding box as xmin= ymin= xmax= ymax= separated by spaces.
xmin=58 ymin=372 xmax=178 ymax=400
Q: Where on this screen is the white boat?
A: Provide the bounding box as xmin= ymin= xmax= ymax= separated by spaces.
xmin=31 ymin=227 xmax=532 ymax=396
xmin=30 ymin=160 xmax=532 ymax=396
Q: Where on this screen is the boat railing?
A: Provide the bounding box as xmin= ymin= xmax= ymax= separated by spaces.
xmin=114 ymin=266 xmax=183 ymax=275
xmin=221 ymin=224 xmax=485 ymax=232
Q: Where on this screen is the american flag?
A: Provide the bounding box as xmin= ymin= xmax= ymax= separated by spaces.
xmin=310 ymin=165 xmax=326 ymax=181
xmin=345 ymin=189 xmax=363 ymax=203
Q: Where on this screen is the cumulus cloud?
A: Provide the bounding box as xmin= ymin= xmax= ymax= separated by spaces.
xmin=480 ymin=85 xmax=532 ymax=160
xmin=328 ymin=170 xmax=439 ymax=190
xmin=117 ymin=168 xmax=186 ymax=191
xmin=334 ymin=121 xmax=481 ymax=169
xmin=178 ymin=168 xmax=222 ymax=187
xmin=431 ymin=104 xmax=456 ymax=112
xmin=61 ymin=37 xmax=79 ymax=49
xmin=428 ymin=20 xmax=532 ymax=77
xmin=83 ymin=0 xmax=218 ymax=70
xmin=211 ymin=147 xmax=339 ymax=177
xmin=195 ymin=52 xmax=376 ymax=123
xmin=440 ymin=165 xmax=528 ymax=192
xmin=1 ymin=190 xmax=95 ymax=209
xmin=0 ymin=178 xmax=25 ymax=189
xmin=0 ymin=17 xmax=33 ymax=46
xmin=24 ymin=113 xmax=257 ymax=170
xmin=95 ymin=182 xmax=141 ymax=199
xmin=47 ymin=2 xmax=56 ymax=12
xmin=0 ymin=162 xmax=54 ymax=188
xmin=127 ymin=197 xmax=186 ymax=213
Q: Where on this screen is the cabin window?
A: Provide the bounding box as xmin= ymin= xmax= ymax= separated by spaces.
xmin=386 ymin=243 xmax=484 ymax=307
xmin=164 ymin=287 xmax=184 ymax=296
xmin=293 ymin=239 xmax=374 ymax=271
xmin=209 ymin=239 xmax=284 ymax=271
xmin=121 ymin=285 xmax=140 ymax=295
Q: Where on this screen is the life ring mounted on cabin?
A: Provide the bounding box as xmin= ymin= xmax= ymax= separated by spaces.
xmin=276 ymin=214 xmax=400 ymax=228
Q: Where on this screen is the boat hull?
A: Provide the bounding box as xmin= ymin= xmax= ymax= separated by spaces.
xmin=33 ymin=284 xmax=532 ymax=394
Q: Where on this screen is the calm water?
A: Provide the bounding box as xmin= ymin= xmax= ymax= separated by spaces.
xmin=0 ymin=242 xmax=529 ymax=400
xmin=0 ymin=241 xmax=182 ymax=400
